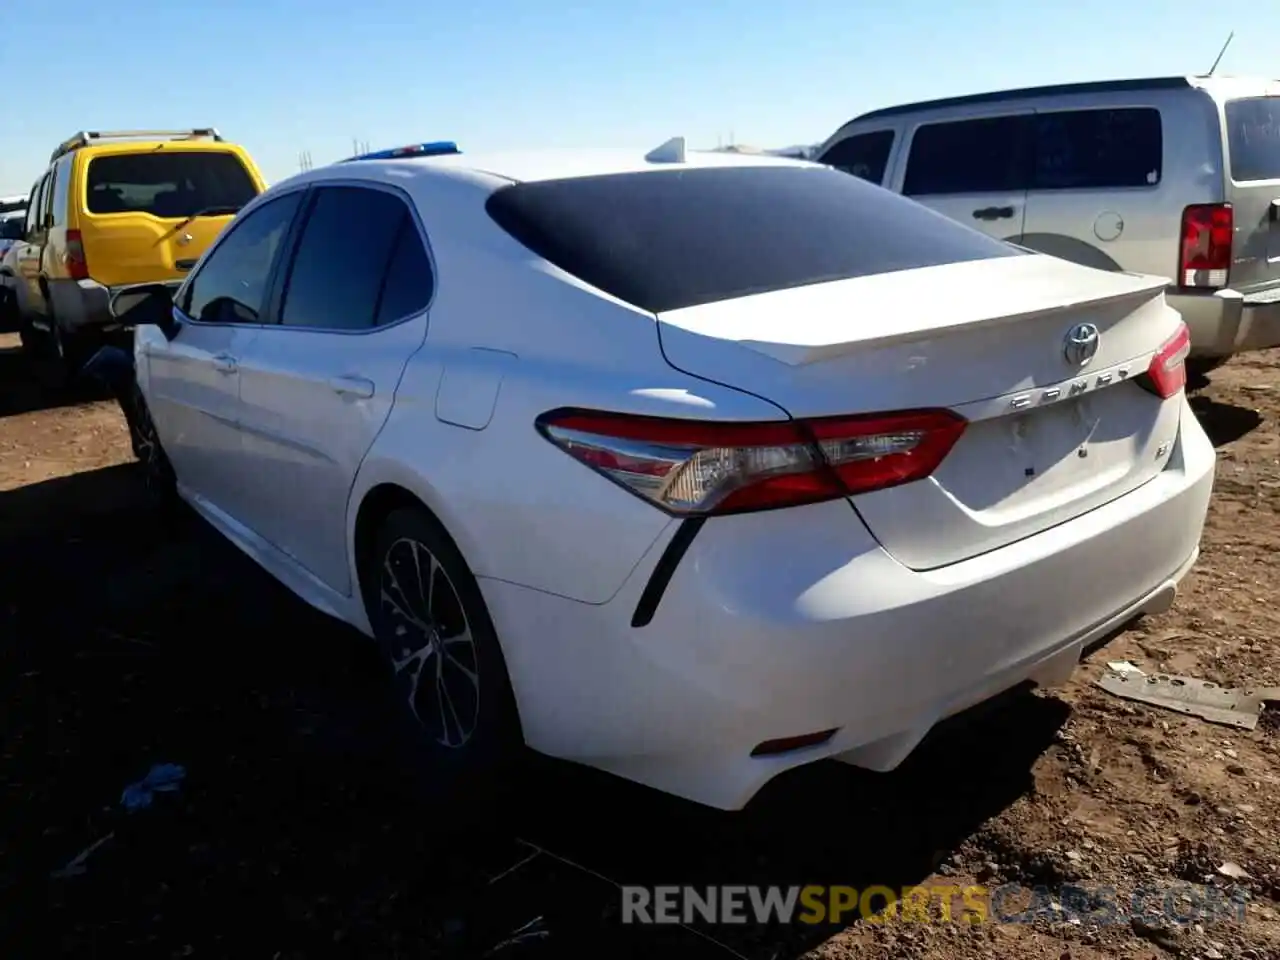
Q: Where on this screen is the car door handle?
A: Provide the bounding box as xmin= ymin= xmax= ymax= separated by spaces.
xmin=973 ymin=206 xmax=1016 ymax=221
xmin=212 ymin=353 xmax=238 ymax=375
xmin=329 ymin=375 xmax=375 ymax=399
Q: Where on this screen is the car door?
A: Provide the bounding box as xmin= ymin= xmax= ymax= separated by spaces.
xmin=145 ymin=190 xmax=305 ymax=522
xmin=16 ymin=173 xmax=50 ymax=318
xmin=893 ymin=111 xmax=1033 ymax=242
xmin=234 ymin=183 xmax=434 ymax=594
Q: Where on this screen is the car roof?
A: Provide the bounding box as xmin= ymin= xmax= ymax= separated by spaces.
xmin=283 ymin=145 xmax=814 ymax=193
xmin=832 ymin=75 xmax=1280 ymax=131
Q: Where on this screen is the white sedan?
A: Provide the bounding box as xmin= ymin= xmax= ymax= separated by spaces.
xmin=115 ymin=139 xmax=1215 ymax=811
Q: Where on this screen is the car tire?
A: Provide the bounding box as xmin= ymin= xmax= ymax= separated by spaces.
xmin=17 ymin=315 xmax=43 ymax=357
xmin=363 ymin=506 xmax=525 ymax=806
xmin=0 ymin=288 xmax=16 ymax=332
xmin=128 ymin=382 xmax=179 ymax=510
xmin=50 ymin=319 xmax=89 ymax=383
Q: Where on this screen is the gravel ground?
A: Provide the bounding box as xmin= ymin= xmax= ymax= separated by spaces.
xmin=1 ymin=332 xmax=1277 ymax=959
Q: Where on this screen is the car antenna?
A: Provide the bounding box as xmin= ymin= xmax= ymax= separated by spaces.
xmin=1205 ymin=30 xmax=1234 ymax=77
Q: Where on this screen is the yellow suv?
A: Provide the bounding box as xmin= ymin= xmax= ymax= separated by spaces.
xmin=9 ymin=129 xmax=266 ymax=373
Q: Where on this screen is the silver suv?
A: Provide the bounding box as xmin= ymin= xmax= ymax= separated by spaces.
xmin=814 ymin=76 xmax=1280 ymax=371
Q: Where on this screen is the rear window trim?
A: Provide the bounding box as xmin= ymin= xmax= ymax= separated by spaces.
xmin=81 ymin=148 xmax=259 ymax=220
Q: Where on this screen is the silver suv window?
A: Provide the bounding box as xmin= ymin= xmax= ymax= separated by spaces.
xmin=898 ymin=107 xmax=1163 ymax=196
xmin=1032 ymin=108 xmax=1162 ymax=190
xmin=818 ymin=130 xmax=895 ymax=185
xmin=1224 ymin=97 xmax=1280 ymax=182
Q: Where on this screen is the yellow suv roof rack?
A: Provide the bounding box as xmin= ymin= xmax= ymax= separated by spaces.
xmin=50 ymin=128 xmax=224 ymax=165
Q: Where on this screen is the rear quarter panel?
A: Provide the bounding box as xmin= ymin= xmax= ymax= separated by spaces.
xmin=348 ymin=196 xmax=789 ymax=606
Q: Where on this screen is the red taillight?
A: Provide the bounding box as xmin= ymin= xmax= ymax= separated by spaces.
xmin=66 ymin=229 xmax=88 ymax=280
xmin=536 ymin=407 xmax=968 ymax=515
xmin=1141 ymin=321 xmax=1191 ymax=399
xmin=1178 ymin=203 xmax=1232 ymax=289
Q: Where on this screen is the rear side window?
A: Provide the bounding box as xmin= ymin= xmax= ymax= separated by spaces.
xmin=818 ymin=131 xmax=896 ymax=185
xmin=376 ymin=220 xmax=434 ymax=325
xmin=1032 ymin=108 xmax=1162 ymax=190
xmin=485 ymin=165 xmax=1022 ymax=314
xmin=84 ymin=151 xmax=259 ymax=218
xmin=1225 ymin=97 xmax=1280 ymax=182
xmin=279 ymin=186 xmax=425 ymax=331
xmin=50 ymin=156 xmax=72 ymax=226
xmin=903 ymin=116 xmax=1030 ymax=196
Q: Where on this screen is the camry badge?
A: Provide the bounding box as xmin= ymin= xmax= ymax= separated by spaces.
xmin=1063 ymin=322 xmax=1101 ymax=367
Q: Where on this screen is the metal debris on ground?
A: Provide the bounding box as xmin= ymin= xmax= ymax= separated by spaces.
xmin=1217 ymin=861 xmax=1252 ymax=880
xmin=1106 ymin=660 xmax=1146 ymax=677
xmin=483 ymin=916 xmax=549 ymax=956
xmin=1095 ymin=672 xmax=1280 ymax=730
xmin=120 ymin=762 xmax=187 ymax=811
xmin=50 ymin=831 xmax=116 ymax=879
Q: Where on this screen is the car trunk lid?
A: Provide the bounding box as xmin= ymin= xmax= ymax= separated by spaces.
xmin=656 ymin=254 xmax=1185 ymax=570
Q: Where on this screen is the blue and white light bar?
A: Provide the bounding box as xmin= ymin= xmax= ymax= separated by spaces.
xmin=341 ymin=141 xmax=460 ymax=163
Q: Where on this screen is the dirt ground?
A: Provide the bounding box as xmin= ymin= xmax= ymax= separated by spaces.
xmin=1 ymin=330 xmax=1277 ymax=960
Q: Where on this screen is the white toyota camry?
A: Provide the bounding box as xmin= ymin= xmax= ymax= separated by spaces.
xmin=114 ymin=139 xmax=1215 ymax=811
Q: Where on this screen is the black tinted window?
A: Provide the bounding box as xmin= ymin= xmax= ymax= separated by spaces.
xmin=25 ymin=176 xmax=47 ymax=235
xmin=485 ymin=165 xmax=1022 ymax=314
xmin=181 ymin=192 xmax=302 ymax=324
xmin=376 ymin=220 xmax=434 ymax=325
xmin=85 ymin=151 xmax=259 ymax=218
xmin=819 ymin=131 xmax=896 ymax=184
xmin=0 ymin=218 xmax=22 ymax=241
xmin=1225 ymin=97 xmax=1280 ymax=182
xmin=904 ymin=116 xmax=1029 ymax=196
xmin=280 ymin=186 xmax=408 ymax=330
xmin=1031 ymin=108 xmax=1162 ymax=190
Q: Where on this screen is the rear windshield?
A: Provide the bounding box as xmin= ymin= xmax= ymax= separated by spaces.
xmin=84 ymin=151 xmax=259 ymax=218
xmin=1224 ymin=97 xmax=1280 ymax=182
xmin=484 ymin=164 xmax=1023 ymax=313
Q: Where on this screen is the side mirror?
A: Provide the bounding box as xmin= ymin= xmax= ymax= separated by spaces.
xmin=110 ymin=282 xmax=180 ymax=341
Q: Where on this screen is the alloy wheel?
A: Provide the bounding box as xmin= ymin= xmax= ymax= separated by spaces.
xmin=379 ymin=537 xmax=482 ymax=749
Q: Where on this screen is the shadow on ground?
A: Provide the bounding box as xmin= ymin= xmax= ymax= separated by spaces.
xmin=0 ymin=343 xmax=112 ymax=418
xmin=0 ymin=464 xmax=1066 ymax=958
xmin=1189 ymin=395 xmax=1264 ymax=448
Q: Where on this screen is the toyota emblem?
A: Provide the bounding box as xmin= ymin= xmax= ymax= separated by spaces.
xmin=1063 ymin=322 xmax=1101 ymax=367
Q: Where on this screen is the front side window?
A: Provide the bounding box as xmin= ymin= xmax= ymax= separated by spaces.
xmin=903 ymin=115 xmax=1031 ymax=196
xmin=1225 ymin=96 xmax=1280 ymax=182
xmin=278 ymin=186 xmax=414 ymax=331
xmin=50 ymin=156 xmax=72 ymax=226
xmin=818 ymin=130 xmax=896 ymax=185
xmin=1032 ymin=108 xmax=1162 ymax=190
xmin=84 ymin=151 xmax=259 ymax=218
xmin=25 ymin=176 xmax=47 ymax=237
xmin=179 ymin=192 xmax=302 ymax=324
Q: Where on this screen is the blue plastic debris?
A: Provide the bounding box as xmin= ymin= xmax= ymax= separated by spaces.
xmin=341 ymin=141 xmax=459 ymax=163
xmin=121 ymin=763 xmax=186 ymax=811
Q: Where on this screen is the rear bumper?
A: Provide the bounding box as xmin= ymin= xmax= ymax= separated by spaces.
xmin=481 ymin=395 xmax=1216 ymax=811
xmin=1171 ymin=286 xmax=1280 ymax=358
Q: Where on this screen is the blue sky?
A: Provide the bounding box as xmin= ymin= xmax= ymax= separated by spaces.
xmin=2 ymin=1 xmax=1276 ymax=193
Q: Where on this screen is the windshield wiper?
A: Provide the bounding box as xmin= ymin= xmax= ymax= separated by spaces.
xmin=171 ymin=204 xmax=244 ymax=235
